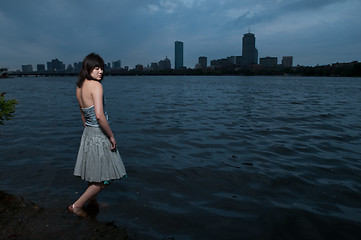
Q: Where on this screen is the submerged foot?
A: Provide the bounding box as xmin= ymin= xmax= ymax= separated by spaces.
xmin=67 ymin=204 xmax=87 ymax=218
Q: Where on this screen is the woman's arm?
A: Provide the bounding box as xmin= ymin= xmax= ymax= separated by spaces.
xmin=92 ymin=82 xmax=117 ymax=150
xmin=76 ymin=87 xmax=86 ymax=127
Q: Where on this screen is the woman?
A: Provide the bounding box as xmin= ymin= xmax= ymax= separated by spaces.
xmin=68 ymin=53 xmax=127 ymax=216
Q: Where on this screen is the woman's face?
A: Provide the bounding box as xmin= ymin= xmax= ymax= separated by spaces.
xmin=90 ymin=67 xmax=103 ymax=80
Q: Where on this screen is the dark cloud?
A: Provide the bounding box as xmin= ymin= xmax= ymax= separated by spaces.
xmin=230 ymin=0 xmax=348 ymax=29
xmin=281 ymin=0 xmax=346 ymax=12
xmin=0 ymin=0 xmax=360 ymax=70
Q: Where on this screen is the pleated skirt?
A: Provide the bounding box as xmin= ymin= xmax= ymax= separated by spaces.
xmin=74 ymin=126 xmax=127 ymax=183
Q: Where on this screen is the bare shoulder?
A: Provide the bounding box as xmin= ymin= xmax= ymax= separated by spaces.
xmin=88 ymin=80 xmax=103 ymax=93
xmin=85 ymin=79 xmax=101 ymax=87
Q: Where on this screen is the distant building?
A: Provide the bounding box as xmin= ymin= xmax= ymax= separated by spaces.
xmin=105 ymin=63 xmax=111 ymax=72
xmin=227 ymin=56 xmax=237 ymax=65
xmin=113 ymin=60 xmax=121 ymax=70
xmin=175 ymin=41 xmax=184 ymax=70
xmin=282 ymin=56 xmax=293 ymax=68
xmin=150 ymin=62 xmax=159 ymax=71
xmin=210 ymin=58 xmax=227 ymax=67
xmin=236 ymin=56 xmax=243 ymax=67
xmin=22 ymin=64 xmax=33 ymax=73
xmin=159 ymin=57 xmax=171 ymax=70
xmin=260 ymin=57 xmax=278 ymax=67
xmin=210 ymin=56 xmax=236 ymax=69
xmin=47 ymin=58 xmax=65 ymax=72
xmin=66 ymin=64 xmax=74 ymax=72
xmin=242 ymin=32 xmax=258 ymax=66
xmin=74 ymin=62 xmax=82 ymax=72
xmin=135 ymin=64 xmax=143 ymax=72
xmin=198 ymin=56 xmax=207 ymax=69
xmin=37 ymin=64 xmax=45 ymax=72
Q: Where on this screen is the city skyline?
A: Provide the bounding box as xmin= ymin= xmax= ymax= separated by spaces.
xmin=18 ymin=34 xmax=289 ymax=73
xmin=7 ymin=30 xmax=361 ymax=72
xmin=1 ymin=0 xmax=361 ymax=71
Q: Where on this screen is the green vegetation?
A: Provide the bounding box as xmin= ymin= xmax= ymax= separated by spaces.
xmin=0 ymin=91 xmax=18 ymax=125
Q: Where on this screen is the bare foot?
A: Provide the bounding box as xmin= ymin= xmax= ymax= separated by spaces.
xmin=67 ymin=204 xmax=87 ymax=218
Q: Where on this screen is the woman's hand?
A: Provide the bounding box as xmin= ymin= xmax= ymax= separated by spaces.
xmin=109 ymin=136 xmax=117 ymax=151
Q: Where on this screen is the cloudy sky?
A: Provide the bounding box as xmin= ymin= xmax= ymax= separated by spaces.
xmin=1 ymin=0 xmax=360 ymax=71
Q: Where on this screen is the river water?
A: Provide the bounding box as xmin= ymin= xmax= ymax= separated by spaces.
xmin=1 ymin=75 xmax=361 ymax=239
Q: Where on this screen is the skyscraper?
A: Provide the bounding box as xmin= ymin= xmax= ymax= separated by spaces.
xmin=175 ymin=41 xmax=184 ymax=70
xmin=242 ymin=32 xmax=258 ymax=66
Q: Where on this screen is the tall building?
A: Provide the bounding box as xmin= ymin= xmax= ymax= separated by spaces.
xmin=242 ymin=32 xmax=258 ymax=66
xmin=175 ymin=41 xmax=184 ymax=70
xmin=282 ymin=56 xmax=293 ymax=68
xmin=198 ymin=56 xmax=207 ymax=69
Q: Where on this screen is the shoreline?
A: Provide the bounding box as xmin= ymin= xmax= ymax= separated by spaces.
xmin=5 ymin=60 xmax=361 ymax=78
xmin=0 ymin=190 xmax=131 ymax=240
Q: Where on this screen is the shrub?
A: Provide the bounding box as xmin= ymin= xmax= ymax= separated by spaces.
xmin=0 ymin=91 xmax=18 ymax=125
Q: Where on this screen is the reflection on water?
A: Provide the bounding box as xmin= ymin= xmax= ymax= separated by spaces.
xmin=1 ymin=76 xmax=361 ymax=239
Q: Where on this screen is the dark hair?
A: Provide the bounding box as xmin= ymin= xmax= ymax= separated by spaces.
xmin=76 ymin=53 xmax=105 ymax=87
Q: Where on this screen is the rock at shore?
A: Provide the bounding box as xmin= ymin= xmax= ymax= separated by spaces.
xmin=0 ymin=190 xmax=131 ymax=240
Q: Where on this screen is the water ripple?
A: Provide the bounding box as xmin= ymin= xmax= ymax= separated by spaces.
xmin=1 ymin=76 xmax=361 ymax=239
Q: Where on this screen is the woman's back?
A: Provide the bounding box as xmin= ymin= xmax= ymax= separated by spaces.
xmin=76 ymin=80 xmax=101 ymax=109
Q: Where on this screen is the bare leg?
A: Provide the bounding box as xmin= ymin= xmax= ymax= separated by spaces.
xmin=88 ymin=183 xmax=100 ymax=206
xmin=69 ymin=182 xmax=105 ymax=215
